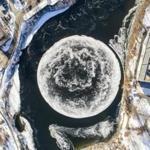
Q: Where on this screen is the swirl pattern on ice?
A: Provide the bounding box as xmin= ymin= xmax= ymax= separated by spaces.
xmin=37 ymin=35 xmax=121 ymax=118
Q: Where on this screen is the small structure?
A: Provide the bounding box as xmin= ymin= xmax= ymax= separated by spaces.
xmin=137 ymin=31 xmax=150 ymax=96
xmin=138 ymin=37 xmax=150 ymax=82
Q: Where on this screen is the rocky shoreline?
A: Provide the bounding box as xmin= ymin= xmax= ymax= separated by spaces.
xmin=0 ymin=1 xmax=75 ymax=149
xmin=82 ymin=0 xmax=150 ymax=149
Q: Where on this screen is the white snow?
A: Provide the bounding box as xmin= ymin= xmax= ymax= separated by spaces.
xmin=49 ymin=0 xmax=61 ymax=5
xmin=143 ymin=5 xmax=150 ymax=28
xmin=129 ymin=115 xmax=144 ymax=128
xmin=13 ymin=0 xmax=24 ymax=10
xmin=132 ymin=97 xmax=150 ymax=116
xmin=19 ymin=116 xmax=36 ymax=150
xmin=1 ymin=38 xmax=13 ymax=52
xmin=123 ymin=131 xmax=150 ymax=150
xmin=121 ymin=5 xmax=150 ymax=149
xmin=0 ymin=2 xmax=73 ymax=150
xmin=49 ymin=120 xmax=114 ymax=150
xmin=23 ymin=7 xmax=69 ymax=49
xmin=0 ymin=113 xmax=19 ymax=150
xmin=8 ymin=66 xmax=21 ymax=116
xmin=1 ymin=12 xmax=15 ymax=52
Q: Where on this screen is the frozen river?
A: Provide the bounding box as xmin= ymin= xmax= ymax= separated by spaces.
xmin=19 ymin=0 xmax=134 ymax=149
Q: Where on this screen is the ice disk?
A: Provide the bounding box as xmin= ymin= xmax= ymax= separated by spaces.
xmin=37 ymin=35 xmax=121 ymax=118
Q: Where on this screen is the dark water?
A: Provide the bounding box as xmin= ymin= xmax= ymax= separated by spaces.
xmin=0 ymin=0 xmax=9 ymax=14
xmin=19 ymin=0 xmax=135 ymax=149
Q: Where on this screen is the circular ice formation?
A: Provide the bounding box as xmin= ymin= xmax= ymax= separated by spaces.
xmin=37 ymin=35 xmax=121 ymax=118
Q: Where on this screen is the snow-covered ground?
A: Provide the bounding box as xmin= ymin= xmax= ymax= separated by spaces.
xmin=116 ymin=3 xmax=150 ymax=150
xmin=1 ymin=11 xmax=15 ymax=52
xmin=0 ymin=1 xmax=75 ymax=149
xmin=143 ymin=5 xmax=150 ymax=28
xmin=13 ymin=0 xmax=24 ymax=10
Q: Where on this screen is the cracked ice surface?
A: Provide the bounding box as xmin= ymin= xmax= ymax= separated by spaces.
xmin=49 ymin=120 xmax=114 ymax=150
xmin=37 ymin=35 xmax=121 ymax=118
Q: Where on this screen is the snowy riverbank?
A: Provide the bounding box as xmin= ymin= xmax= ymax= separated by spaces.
xmin=0 ymin=1 xmax=75 ymax=149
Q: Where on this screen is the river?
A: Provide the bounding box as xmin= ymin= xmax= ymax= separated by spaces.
xmin=19 ymin=0 xmax=135 ymax=149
